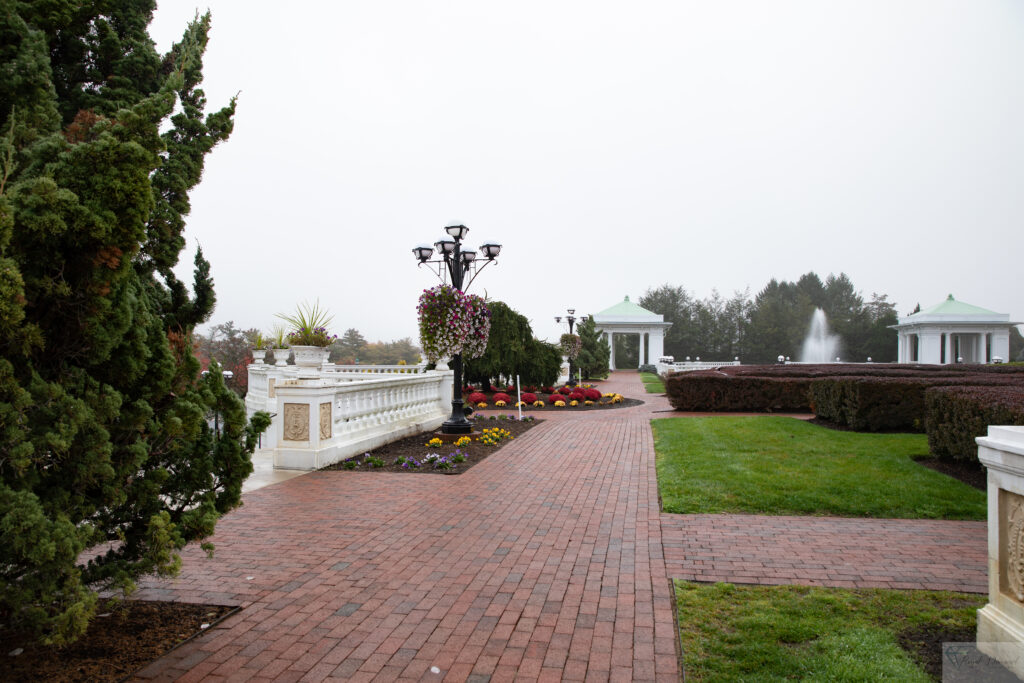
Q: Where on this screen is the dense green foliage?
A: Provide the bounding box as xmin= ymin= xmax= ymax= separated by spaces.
xmin=926 ymin=386 xmax=1024 ymax=462
xmin=675 ymin=581 xmax=982 ymax=682
xmin=0 ymin=3 xmax=268 ymax=644
xmin=652 ymin=417 xmax=985 ymax=519
xmin=640 ymin=273 xmax=900 ymax=363
xmin=463 ymin=301 xmax=561 ymax=387
xmin=575 ymin=317 xmax=609 ymax=380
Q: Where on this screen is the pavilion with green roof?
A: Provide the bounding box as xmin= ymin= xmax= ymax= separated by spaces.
xmin=892 ymin=294 xmax=1019 ymax=364
xmin=591 ymin=296 xmax=672 ymax=370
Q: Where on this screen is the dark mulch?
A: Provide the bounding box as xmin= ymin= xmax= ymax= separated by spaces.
xmin=0 ymin=601 xmax=234 ymax=682
xmin=320 ymin=416 xmax=541 ymax=475
xmin=897 ymin=622 xmax=1019 ymax=682
xmin=914 ymin=457 xmax=987 ymax=491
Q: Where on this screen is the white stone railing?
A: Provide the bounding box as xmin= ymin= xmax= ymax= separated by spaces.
xmin=246 ymin=361 xmax=451 ymax=470
xmin=977 ymin=426 xmax=1024 ymax=677
xmin=323 ymin=364 xmax=428 ymax=376
xmin=656 ymin=360 xmax=741 ymax=377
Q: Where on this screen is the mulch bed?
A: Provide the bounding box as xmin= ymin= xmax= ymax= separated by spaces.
xmin=320 ymin=415 xmax=541 ymax=475
xmin=897 ymin=622 xmax=1018 ymax=681
xmin=913 ymin=457 xmax=987 ymax=491
xmin=0 ymin=601 xmax=234 ymax=682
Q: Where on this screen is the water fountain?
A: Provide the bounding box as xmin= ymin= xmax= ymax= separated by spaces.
xmin=800 ymin=308 xmax=841 ymax=363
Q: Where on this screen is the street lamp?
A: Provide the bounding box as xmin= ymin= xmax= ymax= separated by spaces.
xmin=555 ymin=309 xmax=587 ymax=386
xmin=412 ymin=222 xmax=502 ymax=434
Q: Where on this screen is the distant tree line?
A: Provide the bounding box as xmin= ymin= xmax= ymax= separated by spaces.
xmin=636 ymin=272 xmax=900 ymax=365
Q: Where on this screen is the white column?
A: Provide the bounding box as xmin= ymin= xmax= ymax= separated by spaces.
xmin=609 ymin=332 xmax=616 ymax=371
xmin=944 ymin=332 xmax=953 ymax=365
xmin=650 ymin=330 xmax=665 ymax=363
xmin=994 ymin=331 xmax=1011 ymax=362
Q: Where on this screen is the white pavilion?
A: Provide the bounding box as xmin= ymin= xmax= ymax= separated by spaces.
xmin=892 ymin=294 xmax=1018 ymax=364
xmin=592 ymin=296 xmax=672 ymax=370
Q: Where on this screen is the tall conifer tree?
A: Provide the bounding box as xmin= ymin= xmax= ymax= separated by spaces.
xmin=0 ymin=2 xmax=268 ymax=643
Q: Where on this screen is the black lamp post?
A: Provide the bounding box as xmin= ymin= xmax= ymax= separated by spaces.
xmin=413 ymin=223 xmax=501 ymax=434
xmin=555 ymin=309 xmax=587 ymax=386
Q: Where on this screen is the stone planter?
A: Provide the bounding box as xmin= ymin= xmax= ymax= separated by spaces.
xmin=291 ymin=345 xmax=328 ymax=368
xmin=273 ymin=347 xmax=290 ymax=366
xmin=251 ymin=349 xmax=267 ymax=365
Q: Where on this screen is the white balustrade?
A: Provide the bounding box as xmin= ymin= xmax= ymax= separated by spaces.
xmin=246 ymin=360 xmax=452 ymax=470
xmin=656 ymin=360 xmax=742 ymax=377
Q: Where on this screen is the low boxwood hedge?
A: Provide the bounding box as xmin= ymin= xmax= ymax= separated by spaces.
xmin=665 ymin=371 xmax=812 ymax=412
xmin=925 ymin=386 xmax=1024 ymax=462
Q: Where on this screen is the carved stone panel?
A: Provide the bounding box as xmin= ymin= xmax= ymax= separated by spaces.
xmin=283 ymin=403 xmax=309 ymax=441
xmin=268 ymin=378 xmax=276 ymax=398
xmin=319 ymin=402 xmax=332 ymax=439
xmin=1000 ymin=489 xmax=1024 ymax=602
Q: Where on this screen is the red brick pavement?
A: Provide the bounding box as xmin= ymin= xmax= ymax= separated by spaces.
xmin=661 ymin=514 xmax=987 ymax=593
xmin=132 ymin=373 xmax=678 ymax=682
xmin=130 ymin=372 xmax=988 ymax=682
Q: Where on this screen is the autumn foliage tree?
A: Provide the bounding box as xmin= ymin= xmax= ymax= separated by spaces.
xmin=0 ymin=3 xmax=268 ymax=644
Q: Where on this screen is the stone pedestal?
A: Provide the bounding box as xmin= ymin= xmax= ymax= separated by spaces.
xmin=977 ymin=426 xmax=1024 ymax=676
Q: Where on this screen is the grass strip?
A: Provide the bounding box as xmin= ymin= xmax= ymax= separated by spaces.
xmin=640 ymin=371 xmax=665 ymax=393
xmin=675 ymin=581 xmax=984 ymax=682
xmin=653 ymin=416 xmax=985 ymax=519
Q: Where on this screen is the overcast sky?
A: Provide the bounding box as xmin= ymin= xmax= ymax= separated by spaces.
xmin=150 ymin=1 xmax=1024 ymax=349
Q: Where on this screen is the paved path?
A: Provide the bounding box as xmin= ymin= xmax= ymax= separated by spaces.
xmin=134 ymin=373 xmax=677 ymax=682
xmin=132 ymin=372 xmax=988 ymax=682
xmin=662 ymin=514 xmax=987 ymax=593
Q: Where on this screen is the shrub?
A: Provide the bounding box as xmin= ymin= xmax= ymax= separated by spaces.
xmin=467 ymin=392 xmax=487 ymax=404
xmin=554 ymin=400 xmax=566 ymax=407
xmin=584 ymin=388 xmax=602 ymax=401
xmin=569 ymin=390 xmax=586 ymax=401
xmin=493 ymin=392 xmax=512 ymax=404
xmin=521 ymin=392 xmax=537 ymax=404
xmin=639 ymin=363 xmax=657 ymax=373
xmin=490 ymin=384 xmax=502 ymax=393
xmin=558 ymin=386 xmax=573 ymax=395
xmin=926 ymin=386 xmax=1024 ymax=462
xmin=533 ymin=400 xmax=545 ymax=407
xmin=666 ymin=372 xmax=813 ymax=413
xmin=542 ymin=386 xmax=555 ymax=394
xmin=524 ymin=385 xmax=537 ymax=392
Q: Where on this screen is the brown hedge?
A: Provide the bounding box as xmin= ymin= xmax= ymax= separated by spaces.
xmin=925 ymin=386 xmax=1024 ymax=462
xmin=665 ymin=371 xmax=812 ymax=412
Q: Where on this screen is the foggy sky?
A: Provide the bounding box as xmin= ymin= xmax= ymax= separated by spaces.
xmin=150 ymin=1 xmax=1024 ymax=350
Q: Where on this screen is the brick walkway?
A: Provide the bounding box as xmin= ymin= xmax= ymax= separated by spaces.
xmin=131 ymin=371 xmax=988 ymax=682
xmin=662 ymin=514 xmax=987 ymax=593
xmin=133 ymin=373 xmax=677 ymax=682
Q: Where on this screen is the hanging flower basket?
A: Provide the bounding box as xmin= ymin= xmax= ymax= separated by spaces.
xmin=560 ymin=333 xmax=582 ymax=360
xmin=417 ymin=285 xmax=491 ymax=362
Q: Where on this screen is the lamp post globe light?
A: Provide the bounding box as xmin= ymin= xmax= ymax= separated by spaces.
xmin=555 ymin=309 xmax=587 ymax=387
xmin=413 ymin=222 xmax=501 ymax=434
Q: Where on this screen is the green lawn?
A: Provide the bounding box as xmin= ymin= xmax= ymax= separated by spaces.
xmin=675 ymin=581 xmax=984 ymax=682
xmin=640 ymin=371 xmax=665 ymax=393
xmin=653 ymin=416 xmax=985 ymax=519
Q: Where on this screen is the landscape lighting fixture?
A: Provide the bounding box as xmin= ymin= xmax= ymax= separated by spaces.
xmin=445 ymin=222 xmax=469 ymax=240
xmin=413 ymin=244 xmax=434 ymax=262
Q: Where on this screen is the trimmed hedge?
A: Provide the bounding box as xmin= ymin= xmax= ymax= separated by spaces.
xmin=926 ymin=386 xmax=1024 ymax=462
xmin=666 ymin=371 xmax=813 ymax=413
xmin=668 ymin=364 xmax=1024 ymax=432
xmin=809 ymin=375 xmax=1024 ymax=432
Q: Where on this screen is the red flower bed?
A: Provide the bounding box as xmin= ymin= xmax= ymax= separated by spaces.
xmin=521 ymin=392 xmax=537 ymax=404
xmin=558 ymin=386 xmax=572 ymax=395
xmin=568 ymin=390 xmax=586 ymax=401
xmin=584 ymin=388 xmax=602 ymax=401
xmin=467 ymin=392 xmax=487 ymax=404
xmin=541 ymin=387 xmax=555 ymax=394
xmin=493 ymin=392 xmax=512 ymax=404
xmin=546 ymin=394 xmax=565 ymax=404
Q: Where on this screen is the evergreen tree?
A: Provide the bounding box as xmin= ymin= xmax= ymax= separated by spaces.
xmin=463 ymin=301 xmax=561 ymax=386
xmin=330 ymin=327 xmax=367 ymax=363
xmin=0 ymin=4 xmax=268 ymax=644
xmin=576 ymin=317 xmax=610 ymax=379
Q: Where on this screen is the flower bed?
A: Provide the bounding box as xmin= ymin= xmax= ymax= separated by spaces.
xmin=459 ymin=385 xmax=638 ymax=410
xmin=320 ymin=415 xmax=539 ymax=474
